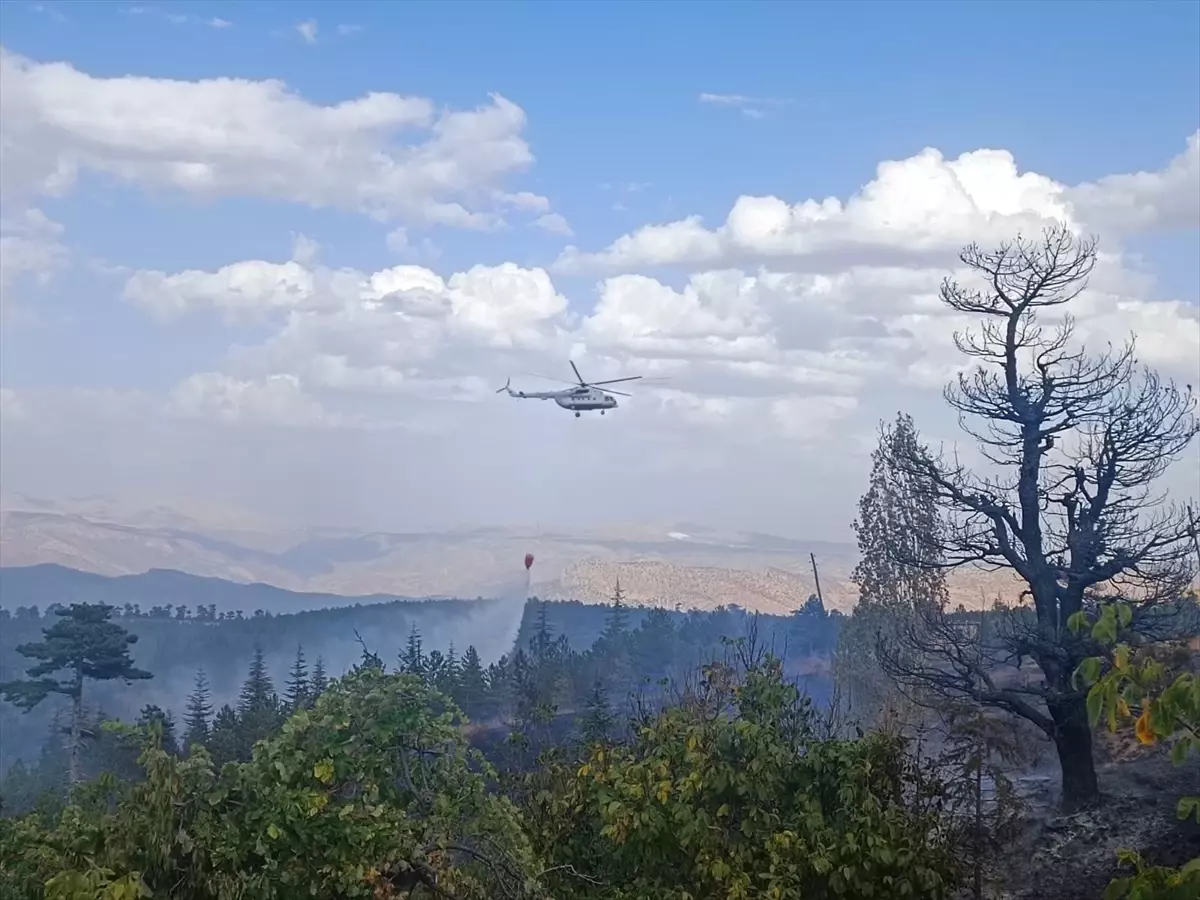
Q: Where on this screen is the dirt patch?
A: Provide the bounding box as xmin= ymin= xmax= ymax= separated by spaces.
xmin=989 ymin=749 xmax=1200 ymax=900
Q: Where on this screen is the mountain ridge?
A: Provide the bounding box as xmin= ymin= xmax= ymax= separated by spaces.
xmin=0 ymin=497 xmax=1024 ymax=613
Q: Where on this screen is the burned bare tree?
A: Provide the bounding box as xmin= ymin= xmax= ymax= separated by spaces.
xmin=879 ymin=225 xmax=1199 ymax=810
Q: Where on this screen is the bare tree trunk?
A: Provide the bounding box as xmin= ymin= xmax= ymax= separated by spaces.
xmin=68 ymin=675 xmax=83 ymax=786
xmin=973 ymin=750 xmax=983 ymax=900
xmin=1049 ymin=694 xmax=1098 ymax=811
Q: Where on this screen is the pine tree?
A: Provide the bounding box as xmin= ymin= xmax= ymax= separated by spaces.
xmin=600 ymin=579 xmax=630 ymax=643
xmin=399 ymin=625 xmax=426 ymax=676
xmin=440 ymin=644 xmax=462 ymax=696
xmin=850 ymin=413 xmax=948 ymax=613
xmin=506 ymin=648 xmax=548 ymax=760
xmin=183 ymin=668 xmax=213 ymax=751
xmin=455 ymin=645 xmax=489 ymax=719
xmin=309 ymin=657 xmax=328 ymax=705
xmin=425 ymin=649 xmax=446 ymax=687
xmin=530 ymin=603 xmax=554 ymax=664
xmin=597 ymin=580 xmax=634 ymax=692
xmin=579 ymin=679 xmax=615 ymax=746
xmin=790 ymin=594 xmax=832 ymax=655
xmin=283 ymin=646 xmax=309 ymax=713
xmin=207 ymin=704 xmax=240 ymax=766
xmin=836 ymin=413 xmax=948 ymax=726
xmin=632 ymin=607 xmax=676 ymax=687
xmin=0 ymin=602 xmax=152 ymax=784
xmin=236 ymin=646 xmax=281 ymax=756
xmin=238 ymin=645 xmax=277 ymax=714
xmin=136 ymin=704 xmax=179 ymax=755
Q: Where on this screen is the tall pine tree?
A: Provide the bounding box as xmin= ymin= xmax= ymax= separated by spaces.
xmin=455 ymin=645 xmax=489 ymax=720
xmin=596 ymin=580 xmax=633 ymax=696
xmin=309 ymin=657 xmax=328 ymax=705
xmin=600 ymin=579 xmax=630 ymax=643
xmin=283 ymin=646 xmax=309 ymax=713
xmin=438 ymin=644 xmax=462 ymax=697
xmin=183 ymin=668 xmax=213 ymax=752
xmin=0 ymin=603 xmax=152 ymax=783
xmin=236 ymin=645 xmax=281 ymax=756
xmin=399 ymin=625 xmax=426 ymax=676
xmin=836 ymin=413 xmax=948 ymax=726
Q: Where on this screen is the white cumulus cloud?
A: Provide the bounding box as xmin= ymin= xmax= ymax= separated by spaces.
xmin=0 ymin=45 xmax=555 ymax=230
xmin=555 ymin=133 xmax=1199 ymax=274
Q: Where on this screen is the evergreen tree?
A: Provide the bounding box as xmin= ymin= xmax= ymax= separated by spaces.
xmin=455 ymin=645 xmax=489 ymax=719
xmin=236 ymin=645 xmax=281 ymax=755
xmin=837 ymin=413 xmax=948 ymax=726
xmin=600 ymin=579 xmax=630 ymax=644
xmin=425 ymin=649 xmax=447 ymax=687
xmin=283 ymin=645 xmax=310 ymax=713
xmin=579 ymin=679 xmax=615 ymax=746
xmin=596 ymin=580 xmax=634 ymax=696
xmin=790 ymin=594 xmax=833 ymax=656
xmin=207 ymin=704 xmax=240 ymax=766
xmin=0 ymin=602 xmax=152 ymax=784
xmin=439 ymin=644 xmax=462 ymax=697
xmin=399 ymin=625 xmax=426 ymax=676
xmin=310 ymin=657 xmax=329 ymax=704
xmin=632 ymin=607 xmax=676 ymax=688
xmin=136 ymin=704 xmax=179 ymax=755
xmin=506 ymin=649 xmax=545 ymax=761
xmin=530 ymin=603 xmax=554 ymax=665
xmin=183 ymin=668 xmax=213 ymax=751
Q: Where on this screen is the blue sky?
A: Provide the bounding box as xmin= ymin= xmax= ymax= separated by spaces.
xmin=1 ymin=0 xmax=1197 ymax=535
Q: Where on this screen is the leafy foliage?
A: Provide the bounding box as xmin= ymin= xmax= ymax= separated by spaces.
xmin=524 ymin=652 xmax=963 ymax=900
xmin=6 ymin=666 xmax=546 ymax=899
xmin=1071 ymin=598 xmax=1200 ymax=898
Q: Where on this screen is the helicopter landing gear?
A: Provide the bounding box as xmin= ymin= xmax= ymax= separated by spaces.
xmin=575 ymin=411 xmax=581 ymax=418
xmin=600 ymin=409 xmax=605 ymax=415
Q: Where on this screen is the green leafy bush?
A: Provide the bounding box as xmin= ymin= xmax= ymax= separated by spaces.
xmin=524 ymin=655 xmax=962 ymax=900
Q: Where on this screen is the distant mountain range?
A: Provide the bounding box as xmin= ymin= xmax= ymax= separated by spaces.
xmin=0 ymin=493 xmax=1023 ymax=613
xmin=0 ymin=563 xmax=426 ymax=616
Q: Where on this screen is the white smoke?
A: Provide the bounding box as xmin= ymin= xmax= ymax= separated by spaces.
xmin=441 ymin=566 xmax=530 ymax=667
xmin=333 ymin=559 xmax=531 ymax=670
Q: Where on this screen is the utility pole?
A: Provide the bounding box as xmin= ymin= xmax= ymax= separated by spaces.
xmin=809 ymin=553 xmax=824 ymax=607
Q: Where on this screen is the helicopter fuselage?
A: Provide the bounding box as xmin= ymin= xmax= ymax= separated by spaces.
xmin=555 ymin=387 xmax=617 ymax=411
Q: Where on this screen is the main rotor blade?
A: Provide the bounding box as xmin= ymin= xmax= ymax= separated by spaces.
xmin=570 ymin=360 xmax=585 ymax=385
xmin=604 ymin=389 xmax=633 ymax=397
xmin=520 ymin=371 xmax=576 ymax=385
xmin=589 ymin=376 xmax=643 ymax=385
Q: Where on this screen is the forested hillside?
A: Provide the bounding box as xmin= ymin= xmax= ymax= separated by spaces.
xmin=0 ymin=576 xmax=840 ymax=775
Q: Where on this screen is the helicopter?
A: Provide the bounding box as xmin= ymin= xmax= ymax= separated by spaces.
xmin=495 ymin=361 xmax=642 ymax=417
